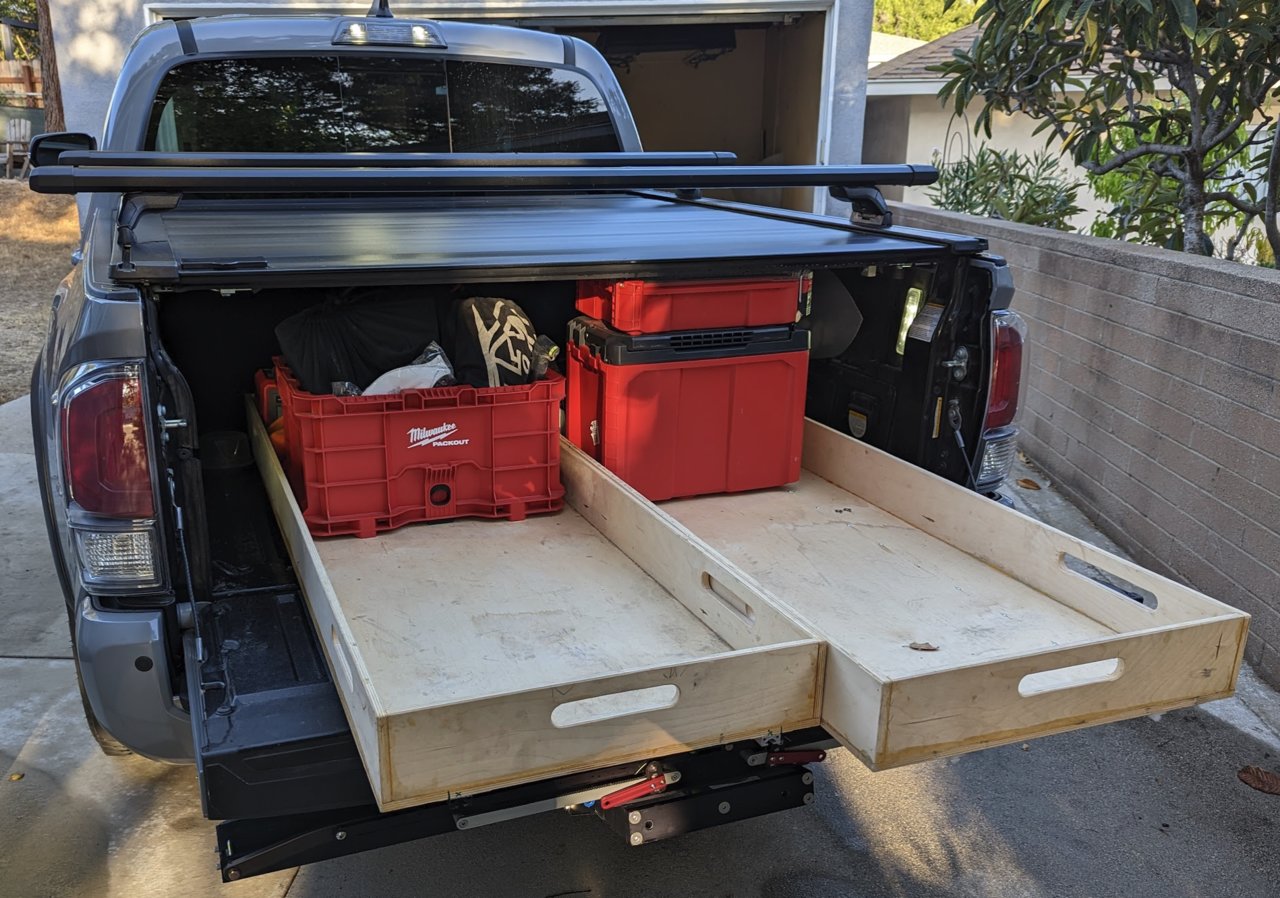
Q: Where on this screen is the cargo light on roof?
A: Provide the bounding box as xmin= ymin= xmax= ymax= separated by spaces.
xmin=334 ymin=1 xmax=446 ymax=49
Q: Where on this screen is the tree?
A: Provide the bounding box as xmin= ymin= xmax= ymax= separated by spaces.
xmin=937 ymin=0 xmax=1280 ymax=258
xmin=874 ymin=0 xmax=978 ymax=43
xmin=34 ymin=0 xmax=63 ymax=130
xmin=1086 ymin=115 xmax=1267 ymax=259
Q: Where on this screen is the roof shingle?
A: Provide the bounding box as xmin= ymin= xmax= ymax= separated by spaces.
xmin=867 ymin=24 xmax=978 ymax=82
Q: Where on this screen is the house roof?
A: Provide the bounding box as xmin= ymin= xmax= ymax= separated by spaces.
xmin=868 ymin=31 xmax=927 ymax=68
xmin=867 ymin=24 xmax=977 ymax=85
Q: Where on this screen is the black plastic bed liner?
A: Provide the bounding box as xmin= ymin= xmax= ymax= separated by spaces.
xmin=189 ymin=461 xmax=372 ymax=820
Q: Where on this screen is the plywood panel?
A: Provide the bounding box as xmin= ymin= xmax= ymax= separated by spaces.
xmin=561 ymin=440 xmax=813 ymax=652
xmin=248 ymin=400 xmax=822 ymax=810
xmin=667 ymin=472 xmax=1115 ymax=679
xmin=799 ymin=420 xmax=1243 ymax=632
xmin=316 ymin=505 xmax=732 ymax=713
xmin=383 ymin=642 xmax=822 ymax=808
xmin=879 ymin=616 xmax=1247 ymax=767
xmin=666 ymin=421 xmax=1249 ymax=768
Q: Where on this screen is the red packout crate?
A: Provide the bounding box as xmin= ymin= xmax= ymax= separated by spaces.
xmin=269 ymin=358 xmax=564 ymax=538
xmin=575 ymin=275 xmax=808 ymax=335
xmin=566 ymin=318 xmax=810 ymax=502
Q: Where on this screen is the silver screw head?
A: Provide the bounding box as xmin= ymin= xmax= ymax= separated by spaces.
xmin=335 ymin=830 xmax=347 ymax=841
xmin=630 ymin=832 xmax=644 ymax=846
xmin=718 ymin=801 xmax=731 ymax=815
xmin=227 ymin=869 xmax=241 ymax=882
xmin=802 ymin=772 xmax=814 ymax=785
xmin=628 ymin=811 xmax=642 ymax=825
xmin=803 ymin=792 xmax=815 ymax=805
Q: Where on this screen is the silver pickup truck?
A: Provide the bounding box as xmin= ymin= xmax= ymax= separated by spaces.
xmin=27 ymin=8 xmax=1246 ymax=883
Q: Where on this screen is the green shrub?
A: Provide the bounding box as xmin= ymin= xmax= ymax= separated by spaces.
xmin=926 ymin=145 xmax=1084 ymax=231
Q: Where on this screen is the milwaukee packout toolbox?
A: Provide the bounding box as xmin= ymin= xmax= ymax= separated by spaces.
xmin=262 ymin=358 xmax=564 ymax=537
xmin=566 ymin=317 xmax=809 ymax=501
xmin=575 ymin=275 xmax=808 ymax=335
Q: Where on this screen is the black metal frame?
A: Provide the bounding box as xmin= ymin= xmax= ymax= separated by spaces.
xmin=217 ymin=727 xmax=834 ymax=882
xmin=29 ymin=153 xmax=938 ymax=195
xmin=54 ymin=150 xmax=740 ymax=169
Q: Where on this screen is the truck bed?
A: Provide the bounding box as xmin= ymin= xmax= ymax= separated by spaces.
xmin=248 ymin=405 xmax=1248 ymax=812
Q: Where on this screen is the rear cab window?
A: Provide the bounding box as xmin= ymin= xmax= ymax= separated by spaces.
xmin=145 ymin=55 xmax=620 ymax=152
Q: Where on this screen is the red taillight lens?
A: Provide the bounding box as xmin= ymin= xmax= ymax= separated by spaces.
xmin=986 ymin=311 xmax=1027 ymax=430
xmin=62 ymin=371 xmax=155 ymax=518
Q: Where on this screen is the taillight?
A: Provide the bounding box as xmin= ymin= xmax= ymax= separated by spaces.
xmin=58 ymin=364 xmax=163 ymax=592
xmin=986 ymin=310 xmax=1027 ymax=429
xmin=61 ymin=368 xmax=155 ymax=518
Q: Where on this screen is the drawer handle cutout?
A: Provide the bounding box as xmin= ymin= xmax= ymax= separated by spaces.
xmin=1019 ymin=659 xmax=1123 ymax=697
xmin=551 ymin=684 xmax=680 ymax=729
xmin=701 ymin=572 xmax=755 ymax=625
xmin=330 ymin=626 xmax=355 ymax=696
xmin=1061 ymin=553 xmax=1157 ymax=609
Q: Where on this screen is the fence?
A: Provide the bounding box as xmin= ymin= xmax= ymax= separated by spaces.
xmin=894 ymin=203 xmax=1280 ymax=688
xmin=0 ymin=59 xmax=42 ymax=109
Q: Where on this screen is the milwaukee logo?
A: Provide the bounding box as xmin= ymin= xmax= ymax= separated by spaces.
xmin=407 ymin=423 xmax=470 ymax=449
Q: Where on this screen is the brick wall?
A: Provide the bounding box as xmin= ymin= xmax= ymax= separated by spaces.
xmin=896 ymin=204 xmax=1280 ymax=686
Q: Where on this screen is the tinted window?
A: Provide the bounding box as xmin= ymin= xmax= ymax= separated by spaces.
xmin=146 ymin=56 xmax=619 ymax=153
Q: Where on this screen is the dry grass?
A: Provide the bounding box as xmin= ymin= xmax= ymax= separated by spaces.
xmin=0 ymin=179 xmax=79 ymax=404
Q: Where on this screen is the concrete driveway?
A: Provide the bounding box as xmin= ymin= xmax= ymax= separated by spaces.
xmin=3 ymin=394 xmax=1279 ymax=898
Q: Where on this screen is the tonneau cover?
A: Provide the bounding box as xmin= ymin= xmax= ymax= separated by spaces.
xmin=114 ymin=194 xmax=959 ymax=286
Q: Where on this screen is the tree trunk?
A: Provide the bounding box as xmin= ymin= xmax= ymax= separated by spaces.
xmin=1181 ymin=169 xmax=1211 ymax=255
xmin=36 ymin=0 xmax=64 ymax=132
xmin=1265 ymin=121 xmax=1280 ymax=266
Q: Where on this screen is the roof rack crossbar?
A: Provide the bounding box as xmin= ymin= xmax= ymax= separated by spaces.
xmin=54 ymin=151 xmax=741 ymax=169
xmin=29 ymin=162 xmax=938 ymax=195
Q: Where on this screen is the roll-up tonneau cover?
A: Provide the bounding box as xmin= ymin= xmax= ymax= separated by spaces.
xmin=27 ymin=152 xmax=986 ymax=286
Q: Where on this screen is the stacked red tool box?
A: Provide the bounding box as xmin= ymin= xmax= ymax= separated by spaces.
xmin=567 ymin=276 xmax=810 ymax=502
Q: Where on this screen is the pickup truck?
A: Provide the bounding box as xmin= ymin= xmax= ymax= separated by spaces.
xmin=28 ymin=9 xmax=1248 ymax=883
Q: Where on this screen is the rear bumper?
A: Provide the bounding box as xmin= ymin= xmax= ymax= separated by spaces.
xmin=75 ymin=593 xmax=193 ymax=763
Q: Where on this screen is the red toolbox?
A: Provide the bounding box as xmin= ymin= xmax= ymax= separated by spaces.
xmin=566 ymin=317 xmax=810 ymax=501
xmin=268 ymin=357 xmax=564 ymax=538
xmin=575 ymin=276 xmax=808 ymax=335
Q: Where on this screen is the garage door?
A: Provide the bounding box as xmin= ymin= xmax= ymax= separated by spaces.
xmin=149 ymin=3 xmax=831 ymax=211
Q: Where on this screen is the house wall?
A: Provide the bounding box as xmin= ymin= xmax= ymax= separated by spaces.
xmin=893 ymin=93 xmax=1107 ymax=228
xmin=860 ymin=95 xmax=909 ymax=199
xmin=46 ymin=0 xmax=142 ymax=136
xmin=896 ymin=202 xmax=1280 ymax=688
xmin=610 ymin=30 xmax=768 ymax=165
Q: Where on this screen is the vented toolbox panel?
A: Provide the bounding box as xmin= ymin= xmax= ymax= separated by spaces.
xmin=266 ymin=358 xmax=564 ymax=537
xmin=575 ymin=275 xmax=807 ymax=335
